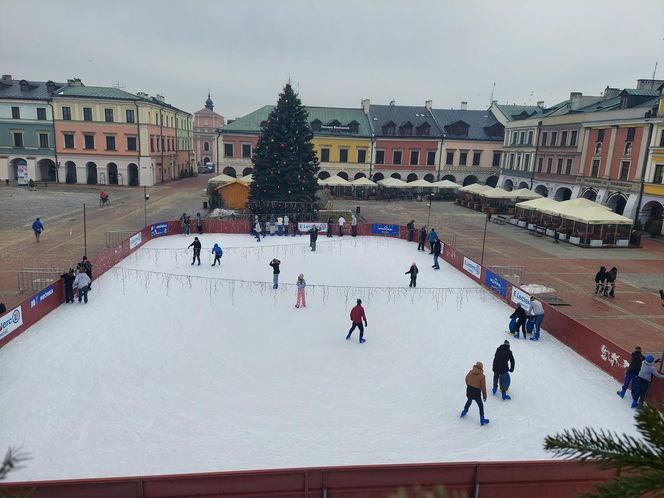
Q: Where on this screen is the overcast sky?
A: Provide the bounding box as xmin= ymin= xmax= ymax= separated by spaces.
xmin=2 ymin=0 xmax=663 ymax=119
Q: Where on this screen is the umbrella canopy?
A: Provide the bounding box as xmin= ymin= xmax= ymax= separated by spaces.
xmin=561 ymin=198 xmax=611 ymax=210
xmin=478 ymin=187 xmax=511 ymax=198
xmin=238 ymin=174 xmax=254 ymax=184
xmin=350 ymin=177 xmax=377 ymax=187
xmin=378 ymin=177 xmax=409 ymax=188
xmin=324 ymin=175 xmax=352 ymax=187
xmin=538 ymin=197 xmax=611 ymax=216
xmin=515 ymin=198 xmax=560 ymax=210
xmin=407 ymin=179 xmax=436 ymax=188
xmin=209 ymin=173 xmax=237 ymax=184
xmin=558 ymin=205 xmax=632 ymax=224
xmin=505 ymin=188 xmax=541 ymax=200
xmin=458 ymin=183 xmax=491 ymax=193
xmin=431 ymin=179 xmax=461 ymax=189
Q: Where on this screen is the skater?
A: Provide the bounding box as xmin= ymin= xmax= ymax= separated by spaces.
xmin=617 ymin=346 xmax=644 ymax=398
xmin=660 ymin=289 xmax=664 ymax=307
xmin=180 ymin=213 xmax=190 ymax=235
xmin=309 ymin=226 xmax=318 ymax=251
xmin=284 ymin=215 xmax=290 ymax=235
xmin=338 ymin=215 xmax=346 ymax=236
xmin=60 ymin=268 xmax=76 ymax=303
xmin=211 ymin=243 xmax=223 ymax=266
xmin=428 ymin=228 xmax=438 ymax=254
xmin=295 ymin=273 xmax=306 ymax=308
xmin=594 ymin=266 xmax=607 ymax=295
xmin=326 ymin=217 xmax=333 ymax=237
xmin=509 ymin=305 xmax=528 ymax=339
xmin=32 ymin=217 xmax=44 ymax=242
xmin=460 ymin=361 xmax=490 ymax=426
xmin=417 ymin=226 xmax=427 ymax=251
xmin=73 ymin=268 xmax=91 ymax=304
xmin=188 ymin=237 xmax=202 ymax=265
xmin=527 ymin=296 xmax=545 ymax=340
xmin=405 ymin=262 xmax=418 ymax=287
xmin=432 ymin=238 xmax=442 ymax=270
xmin=196 ymin=212 xmax=203 ymax=234
xmin=351 ymin=214 xmax=357 ymax=237
xmin=0 ymin=302 xmax=5 ymax=314
xmin=605 ymin=267 xmax=617 ymax=297
xmin=407 ymin=220 xmax=415 ymax=242
xmin=269 ymin=217 xmax=276 ymax=236
xmin=269 ymin=258 xmax=281 ymax=289
xmin=277 ymin=216 xmax=284 ymax=235
xmin=492 ymin=340 xmax=515 ymax=400
xmin=631 ymin=355 xmax=664 ymax=408
xmin=346 ymin=298 xmax=368 ymax=343
xmin=79 ymin=256 xmax=93 ymax=289
xmin=252 ymin=218 xmax=262 ymax=242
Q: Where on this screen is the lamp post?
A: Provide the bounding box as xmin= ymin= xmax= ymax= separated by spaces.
xmin=83 ymin=203 xmax=87 ymax=256
xmin=426 ymin=193 xmax=433 ymax=228
xmin=480 ymin=213 xmax=489 ymax=265
xmin=143 ymin=186 xmax=150 ymax=228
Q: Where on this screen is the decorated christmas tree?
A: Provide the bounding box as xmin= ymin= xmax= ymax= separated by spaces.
xmin=249 ymin=83 xmax=319 ymax=214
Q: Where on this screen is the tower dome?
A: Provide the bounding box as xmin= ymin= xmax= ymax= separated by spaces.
xmin=205 ymin=92 xmax=214 ymax=111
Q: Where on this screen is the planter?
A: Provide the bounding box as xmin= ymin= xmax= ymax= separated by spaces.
xmin=546 ymin=229 xmax=555 ymax=237
xmin=557 ymin=232 xmax=567 ymax=241
xmin=527 ymin=223 xmax=535 ymax=230
xmin=615 ymin=239 xmax=629 ymax=247
xmin=590 ymin=239 xmax=603 ymax=247
xmin=569 ymin=236 xmax=581 ymax=245
xmin=518 ymin=221 xmax=527 ymax=228
xmin=509 ymin=218 xmax=518 ymax=225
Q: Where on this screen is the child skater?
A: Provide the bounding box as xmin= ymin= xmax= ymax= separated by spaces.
xmin=295 ymin=273 xmax=307 ymax=308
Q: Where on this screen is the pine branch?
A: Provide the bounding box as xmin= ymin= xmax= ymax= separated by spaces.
xmin=0 ymin=447 xmax=30 ymax=481
xmin=577 ymin=472 xmax=664 ymax=498
xmin=635 ymin=404 xmax=664 ymax=459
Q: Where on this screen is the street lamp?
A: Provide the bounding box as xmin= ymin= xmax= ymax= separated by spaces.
xmin=426 ymin=193 xmax=433 ymax=227
xmin=480 ymin=213 xmax=489 ymax=266
xmin=144 ymin=186 xmax=150 ymax=228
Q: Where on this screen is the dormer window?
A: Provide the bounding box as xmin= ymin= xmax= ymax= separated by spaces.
xmin=19 ymin=80 xmax=31 ymax=92
xmin=399 ymin=121 xmax=413 ymax=136
xmin=348 ymin=120 xmax=359 ymax=133
xmin=382 ymin=121 xmax=396 ymax=136
xmin=45 ymin=81 xmax=57 ymax=93
xmin=416 ymin=122 xmax=431 ymax=136
xmin=328 ymin=119 xmax=342 ymax=127
xmin=311 ymin=119 xmax=322 ymax=132
xmin=620 ymin=94 xmax=629 ymax=109
xmin=445 ymin=121 xmax=469 ymax=137
xmin=594 ymin=142 xmax=602 ymax=155
xmin=624 ymin=142 xmax=632 ymax=156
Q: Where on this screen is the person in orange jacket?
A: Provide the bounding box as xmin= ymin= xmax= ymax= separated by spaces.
xmin=460 ymin=361 xmax=490 ymax=426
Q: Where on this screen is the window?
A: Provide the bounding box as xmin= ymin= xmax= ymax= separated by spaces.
xmin=127 ymin=136 xmax=137 ymax=151
xmin=375 ymin=150 xmax=385 ymax=164
xmin=39 ymin=133 xmax=49 ymax=148
xmin=340 ymin=149 xmax=349 ymax=163
xmin=597 ymin=129 xmax=605 ymax=142
xmin=519 ymin=131 xmax=525 ymax=144
xmin=62 ymin=107 xmax=71 ymax=120
xmin=624 ymin=142 xmax=632 ymax=156
xmin=446 ymin=151 xmax=454 ymax=165
xmin=561 ymin=131 xmax=568 ymax=146
xmin=459 ymin=151 xmax=468 ymax=166
xmin=511 ymin=132 xmax=517 ymax=145
xmin=654 ymin=164 xmax=664 ymax=184
xmin=105 ymin=136 xmax=116 ymax=151
xmin=620 ymin=161 xmax=630 ymax=181
xmin=570 ymin=130 xmax=578 ymax=146
xmin=37 ymin=107 xmax=46 ymax=120
xmin=126 ymin=109 xmax=135 ymax=123
xmin=540 ymin=132 xmax=548 ymax=146
xmin=626 ymin=127 xmax=635 ymax=141
xmin=660 ymin=131 xmax=664 ymax=147
xmin=524 ymin=154 xmax=531 ymax=171
xmin=204 ymin=142 xmax=210 ymax=151
xmin=556 ymin=158 xmax=563 ymax=174
xmin=594 ymin=142 xmax=602 ymax=155
xmin=393 ymin=150 xmax=402 ymax=165
xmin=509 ymin=154 xmax=515 ymax=169
xmin=409 ymin=150 xmax=419 ymax=165
xmin=550 ymin=131 xmax=557 ymax=146
xmin=242 ymin=144 xmax=251 ymax=158
xmin=591 ymin=159 xmax=600 ymax=177
xmin=527 ymin=130 xmax=533 ymax=145
xmin=83 ymin=107 xmax=93 ymax=121
xmin=490 ymin=151 xmax=500 ymax=168
xmin=472 ymin=151 xmax=481 ymax=166
xmin=11 ymin=106 xmax=20 ymax=119
xmin=566 ymin=159 xmax=572 ymax=175
xmin=320 ymin=147 xmax=330 ymax=162
xmin=537 ymin=157 xmax=544 ymax=172
xmin=64 ymin=133 xmax=74 ymax=148
xmin=546 ymin=158 xmax=552 ymax=173
xmin=161 ymin=137 xmax=164 ymax=151
xmin=516 ymin=155 xmax=522 ymax=170
xmin=12 ymin=132 xmax=23 ymax=147
xmin=427 ymin=150 xmax=436 ymax=166
xmin=84 ymin=134 xmax=95 ymax=149
xmin=104 ymin=108 xmax=114 ymax=122
xmin=224 ymin=143 xmax=234 ymax=158
xmin=150 ymin=137 xmax=154 ymax=152
xmin=383 ymin=123 xmax=396 ymax=136
xmin=357 ymin=149 xmax=367 ymax=163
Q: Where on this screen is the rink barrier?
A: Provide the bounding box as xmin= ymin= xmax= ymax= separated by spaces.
xmin=0 ymin=460 xmax=616 ymax=498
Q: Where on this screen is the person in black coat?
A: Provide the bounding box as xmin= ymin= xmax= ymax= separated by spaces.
xmin=617 ymin=346 xmax=644 ymax=398
xmin=594 ymin=266 xmax=607 ymax=295
xmin=510 ymin=305 xmax=528 ymax=339
xmin=79 ymin=256 xmax=93 ymax=290
xmin=326 ymin=217 xmax=333 ymax=237
xmin=605 ymin=267 xmax=617 ymax=297
xmin=309 ymin=226 xmax=318 ymax=252
xmin=432 ymin=238 xmax=442 ymax=269
xmin=0 ymin=302 xmax=6 ymax=314
xmin=406 ymin=220 xmax=415 ymax=242
xmin=60 ymin=268 xmax=76 ymax=303
xmin=405 ymin=262 xmax=419 ymax=287
xmin=417 ymin=226 xmax=427 ymax=251
xmin=188 ymin=237 xmax=202 ymax=265
xmin=492 ymin=340 xmax=515 ymax=400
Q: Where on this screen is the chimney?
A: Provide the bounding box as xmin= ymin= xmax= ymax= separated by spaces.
xmin=569 ymin=92 xmax=583 ymax=110
xmin=460 ymin=101 xmax=468 ymax=110
xmin=361 ymin=98 xmax=370 ymax=114
xmin=67 ymin=78 xmax=82 ymax=87
xmin=425 ymin=100 xmax=432 ymax=110
xmin=137 ymin=91 xmax=148 ymax=98
xmin=603 ymin=86 xmax=620 ymax=99
xmin=537 ymin=100 xmax=545 ymax=108
xmin=1 ymin=74 xmax=12 ymax=81
xmin=156 ymin=94 xmax=165 ymax=102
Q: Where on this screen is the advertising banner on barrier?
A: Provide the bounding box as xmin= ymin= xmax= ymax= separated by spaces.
xmin=484 ymin=270 xmax=508 ymax=298
xmin=129 ymin=232 xmax=142 ymax=250
xmin=511 ymin=286 xmax=531 ymax=309
xmin=0 ymin=305 xmax=23 ymax=341
xmin=30 ymin=284 xmax=55 ymax=308
xmin=371 ymin=224 xmax=400 ymax=237
xmin=298 ymin=222 xmax=327 ymax=232
xmin=150 ymin=223 xmax=169 ymax=238
xmin=462 ymin=257 xmax=481 ymax=279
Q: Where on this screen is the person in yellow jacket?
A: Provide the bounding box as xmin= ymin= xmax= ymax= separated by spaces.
xmin=460 ymin=361 xmax=490 ymax=426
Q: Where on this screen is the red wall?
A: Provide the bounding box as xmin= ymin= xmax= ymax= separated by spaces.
xmin=374 ymin=138 xmax=438 ymax=170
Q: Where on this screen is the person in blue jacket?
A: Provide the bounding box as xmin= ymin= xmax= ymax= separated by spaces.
xmin=211 ymin=243 xmax=223 ymax=266
xmin=32 ymin=217 xmax=44 ymax=242
xmin=427 ymin=228 xmax=438 ymax=254
xmin=631 ymin=355 xmax=664 ymax=408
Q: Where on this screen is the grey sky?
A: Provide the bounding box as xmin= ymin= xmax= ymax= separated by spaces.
xmin=2 ymin=0 xmax=663 ymax=119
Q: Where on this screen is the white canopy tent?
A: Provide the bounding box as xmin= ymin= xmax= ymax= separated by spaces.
xmin=350 ymin=177 xmax=377 ymax=187
xmin=378 ymin=177 xmax=409 ymax=188
xmin=504 ymin=188 xmax=541 ymax=200
xmin=431 ymin=179 xmax=461 ymax=189
xmin=406 ymin=179 xmax=436 ymax=188
xmin=458 ymin=183 xmax=491 ymax=194
xmin=323 ymin=175 xmax=352 ymax=187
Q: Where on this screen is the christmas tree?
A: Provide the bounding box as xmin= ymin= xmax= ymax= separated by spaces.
xmin=249 ymin=83 xmax=319 ymax=214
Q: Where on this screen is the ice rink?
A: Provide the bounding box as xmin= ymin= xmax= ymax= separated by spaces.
xmin=0 ymin=233 xmax=638 ymax=481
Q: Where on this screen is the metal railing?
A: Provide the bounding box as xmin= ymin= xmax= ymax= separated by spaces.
xmin=486 ymin=265 xmax=527 ymax=286
xmin=17 ymin=268 xmax=64 ymax=294
xmin=105 ymin=231 xmax=135 ymax=248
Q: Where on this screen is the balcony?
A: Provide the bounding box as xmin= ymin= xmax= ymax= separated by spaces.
xmin=499 ymin=168 xmax=532 ymax=178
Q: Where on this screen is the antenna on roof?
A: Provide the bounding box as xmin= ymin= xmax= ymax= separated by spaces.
xmin=112 ymin=81 xmax=125 ymax=90
xmin=489 ymin=82 xmax=495 ymax=107
xmin=653 ymin=61 xmax=658 ymax=80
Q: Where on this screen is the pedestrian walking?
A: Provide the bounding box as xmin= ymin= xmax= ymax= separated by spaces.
xmin=79 ymin=256 xmax=93 ymax=290
xmin=631 ymin=355 xmax=664 ymax=408
xmin=284 ymin=215 xmax=290 ymax=235
xmin=338 ymin=215 xmax=346 ymax=236
xmin=417 ymin=226 xmax=427 ymax=251
xmin=428 ymin=229 xmax=438 ymax=254
xmin=188 ymin=237 xmax=202 ymax=266
xmin=309 ymin=226 xmax=318 ymax=251
xmin=432 ymin=238 xmax=442 ymax=270
xmin=60 ymin=268 xmax=76 ymax=303
xmin=605 ymin=267 xmax=617 ymax=297
xmin=351 ymin=214 xmax=357 ymax=237
xmin=527 ymin=296 xmax=545 ymax=340
xmin=460 ymin=361 xmax=490 ymax=426
xmin=509 ymin=305 xmax=528 ymax=339
xmin=405 ymin=262 xmax=418 ymax=287
xmin=617 ymin=346 xmax=644 ymax=398
xmin=32 ymin=217 xmax=44 ymax=242
xmin=211 ymin=243 xmax=223 ymax=266
xmin=270 ymin=258 xmax=281 ymax=289
xmin=594 ymin=266 xmax=607 ymax=295
xmin=196 ymin=212 xmax=203 ymax=234
xmin=492 ymin=340 xmax=515 ymax=400
xmin=295 ymin=273 xmax=306 ymax=308
xmin=327 ymin=217 xmax=333 ymax=237
xmin=346 ymin=298 xmax=368 ymax=343
xmin=73 ymin=269 xmax=91 ymax=304
xmin=407 ymin=220 xmax=415 ymax=242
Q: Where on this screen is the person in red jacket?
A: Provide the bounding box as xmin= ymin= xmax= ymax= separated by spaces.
xmin=346 ymin=299 xmax=368 ymax=343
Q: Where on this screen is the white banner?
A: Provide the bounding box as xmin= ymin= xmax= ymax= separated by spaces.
xmin=0 ymin=305 xmax=23 ymax=341
xmin=298 ymin=222 xmax=328 ymax=232
xmin=462 ymin=256 xmax=481 ymax=279
xmin=129 ymin=232 xmax=142 ymax=250
xmin=511 ymin=287 xmax=531 ymax=309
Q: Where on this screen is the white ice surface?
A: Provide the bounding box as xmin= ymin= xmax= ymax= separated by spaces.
xmin=0 ymin=234 xmax=639 ymax=481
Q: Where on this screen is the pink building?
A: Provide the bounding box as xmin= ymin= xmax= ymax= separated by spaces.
xmin=193 ymin=93 xmax=224 ymax=168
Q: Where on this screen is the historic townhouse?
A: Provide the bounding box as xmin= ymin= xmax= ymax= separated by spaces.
xmin=193 ymin=93 xmax=224 ymax=168
xmin=0 ymin=75 xmax=64 ymax=183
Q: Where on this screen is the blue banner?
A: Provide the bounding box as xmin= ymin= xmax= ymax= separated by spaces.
xmin=30 ymin=284 xmax=55 ymax=308
xmin=371 ymin=223 xmax=400 ymax=237
xmin=150 ymin=222 xmax=169 ymax=238
xmin=484 ymin=270 xmax=508 ymax=298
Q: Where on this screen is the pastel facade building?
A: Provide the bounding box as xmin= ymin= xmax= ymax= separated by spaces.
xmin=193 ymin=94 xmax=224 ymax=168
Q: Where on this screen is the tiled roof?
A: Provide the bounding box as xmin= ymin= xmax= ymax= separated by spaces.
xmin=221 ymin=105 xmax=273 ymax=133
xmin=369 ymin=104 xmax=439 ymax=138
xmin=622 ymin=88 xmax=661 ymax=97
xmin=431 ymin=109 xmax=504 ymax=141
xmin=0 ymin=78 xmax=66 ymax=100
xmin=493 ymin=104 xmax=545 ymax=121
xmin=55 ymin=85 xmax=140 ymax=101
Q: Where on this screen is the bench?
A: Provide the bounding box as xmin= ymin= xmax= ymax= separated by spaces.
xmin=492 ymin=215 xmax=508 ymax=226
